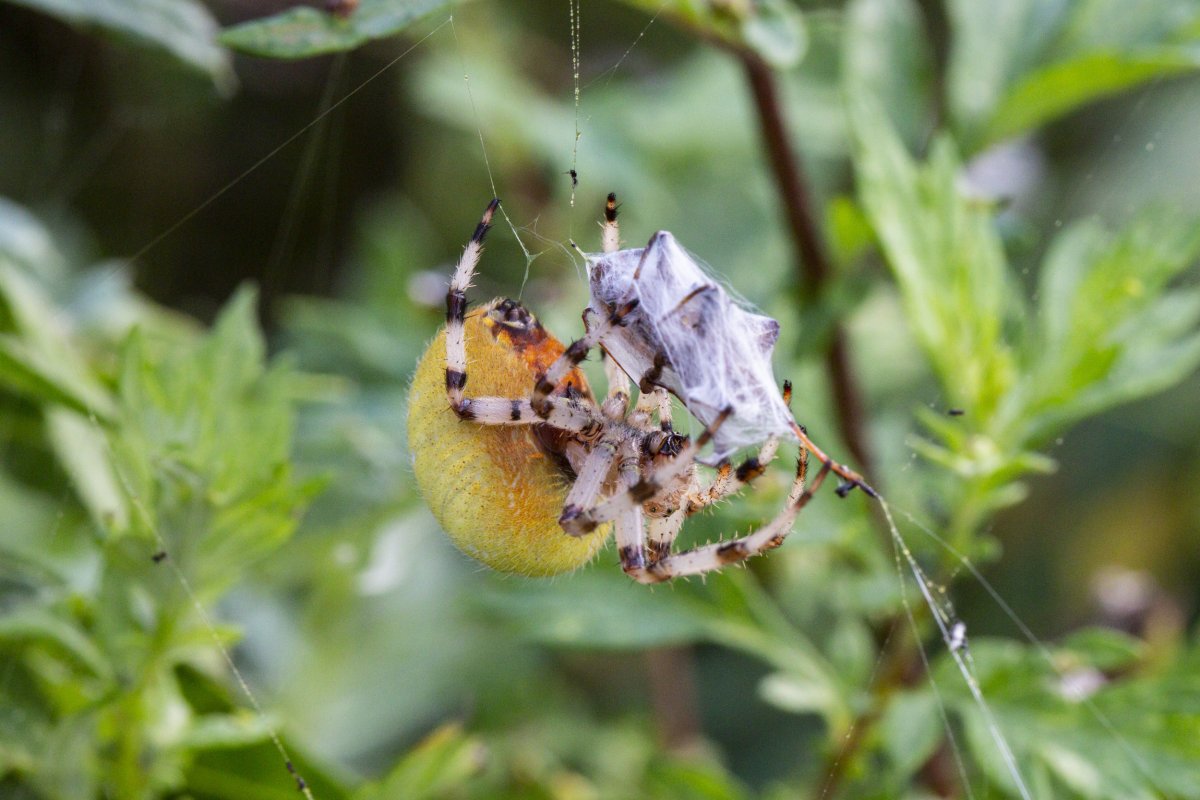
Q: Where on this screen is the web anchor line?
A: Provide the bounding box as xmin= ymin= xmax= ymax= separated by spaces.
xmin=880 ymin=499 xmax=1033 ymax=800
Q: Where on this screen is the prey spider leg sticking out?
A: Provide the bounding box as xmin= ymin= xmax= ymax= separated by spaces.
xmin=406 ymin=194 xmax=873 ymax=582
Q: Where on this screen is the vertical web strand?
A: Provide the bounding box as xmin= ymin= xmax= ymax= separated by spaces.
xmin=569 ymin=0 xmax=582 ymax=208
xmin=448 ymin=14 xmax=538 ymax=295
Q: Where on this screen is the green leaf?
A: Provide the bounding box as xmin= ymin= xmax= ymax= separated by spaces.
xmin=879 ymin=689 xmax=944 ymax=782
xmin=644 ymin=758 xmax=751 ymax=800
xmin=621 ymin=0 xmax=807 ymax=69
xmin=739 ymin=0 xmax=808 ymax=68
xmin=109 ymin=287 xmax=312 ymax=591
xmin=220 ymin=0 xmax=457 ymax=59
xmin=354 ymin=724 xmax=485 ymax=800
xmin=0 ymin=197 xmax=68 ymax=284
xmin=945 ymin=0 xmax=1048 ymax=144
xmin=1058 ymin=628 xmax=1144 ymax=672
xmin=3 ymin=0 xmax=233 ymax=90
xmin=939 ymin=637 xmax=1200 ymax=800
xmin=188 ymin=739 xmax=352 ymax=800
xmin=45 ymin=407 xmax=128 ymax=532
xmin=480 ymin=566 xmax=714 ymax=649
xmin=0 ymin=606 xmax=111 ymax=681
xmin=847 ymin=94 xmax=1019 ymax=419
xmin=843 ymin=0 xmax=933 ymax=149
xmin=0 ymin=264 xmax=116 ymax=419
xmin=757 ymin=671 xmax=841 ymax=718
xmin=181 ymin=712 xmax=278 ymax=750
xmin=826 ymin=195 xmax=876 ymax=269
xmin=947 ymin=0 xmax=1200 ymax=148
xmin=987 ymin=49 xmax=1200 ymax=144
xmin=1027 ymin=211 xmax=1200 ymax=441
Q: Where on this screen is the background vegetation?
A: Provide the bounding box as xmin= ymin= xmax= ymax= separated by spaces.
xmin=1 ymin=0 xmax=1199 ymax=797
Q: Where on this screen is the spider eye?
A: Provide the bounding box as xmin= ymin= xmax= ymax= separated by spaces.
xmin=490 ymin=297 xmax=534 ymax=327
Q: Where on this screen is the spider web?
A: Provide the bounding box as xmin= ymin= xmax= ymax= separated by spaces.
xmin=8 ymin=3 xmax=1190 ymax=798
xmin=443 ymin=10 xmax=1034 ymax=797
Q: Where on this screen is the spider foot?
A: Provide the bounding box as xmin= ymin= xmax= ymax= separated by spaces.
xmin=834 ymin=478 xmax=878 ymax=499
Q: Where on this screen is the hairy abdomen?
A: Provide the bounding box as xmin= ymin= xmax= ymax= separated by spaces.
xmin=407 ymin=308 xmax=610 ymax=575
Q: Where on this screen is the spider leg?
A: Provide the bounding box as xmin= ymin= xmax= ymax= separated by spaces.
xmin=685 ymin=436 xmax=780 ymax=515
xmin=601 ymin=351 xmax=631 ymax=420
xmin=635 ymin=455 xmax=830 ymax=584
xmin=452 ymin=395 xmax=603 ymax=441
xmin=445 ymin=198 xmax=500 ymax=413
xmin=645 ymin=507 xmax=685 ymax=565
xmin=653 ymin=386 xmax=673 ymax=430
xmin=686 ymin=381 xmax=792 ymax=514
xmin=595 ymin=194 xmax=635 ymax=419
xmin=609 ymin=439 xmax=654 ymax=580
xmin=602 ymin=192 xmax=620 ymax=254
xmin=630 ymin=386 xmax=672 ymax=431
xmin=533 ymin=192 xmax=656 ymax=416
xmin=559 ymin=434 xmax=622 ymax=528
xmin=791 ymin=423 xmax=877 ymax=498
xmin=560 ymin=406 xmax=731 ymax=535
xmin=530 ymin=298 xmax=641 ymax=417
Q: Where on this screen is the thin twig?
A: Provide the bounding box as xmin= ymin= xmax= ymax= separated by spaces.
xmin=738 ymin=51 xmax=939 ymax=800
xmin=740 ymin=54 xmax=875 ymax=482
xmin=646 ymin=646 xmax=704 ymax=751
xmin=914 ymin=0 xmax=951 ymax=152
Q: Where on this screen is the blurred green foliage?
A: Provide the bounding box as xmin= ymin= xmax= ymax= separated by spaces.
xmin=1 ymin=0 xmax=1199 ymax=798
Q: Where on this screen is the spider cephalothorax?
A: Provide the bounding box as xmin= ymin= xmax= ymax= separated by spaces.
xmin=406 ymin=195 xmax=871 ymax=582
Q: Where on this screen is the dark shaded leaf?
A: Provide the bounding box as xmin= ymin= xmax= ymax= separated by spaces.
xmin=3 ymin=0 xmax=233 ymax=89
xmin=221 ymin=0 xmax=457 ymax=59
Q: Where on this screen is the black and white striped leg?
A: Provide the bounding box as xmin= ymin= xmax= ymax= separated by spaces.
xmin=617 ymin=504 xmax=651 ymax=581
xmin=611 ymin=439 xmax=654 ymax=580
xmin=685 ymin=436 xmax=781 ymax=515
xmin=445 ymin=198 xmax=500 ymax=413
xmin=530 ymin=297 xmax=641 ymax=416
xmin=646 ymin=507 xmax=685 ymax=565
xmin=559 ymin=434 xmax=623 ymax=533
xmin=631 ymin=386 xmax=672 ymax=431
xmin=602 ymin=192 xmax=620 ymax=254
xmin=601 ymin=351 xmax=631 ymax=420
xmin=565 ymin=406 xmax=732 ymax=534
xmin=638 ymin=458 xmax=831 ymax=583
xmin=452 ymin=395 xmax=604 ymax=440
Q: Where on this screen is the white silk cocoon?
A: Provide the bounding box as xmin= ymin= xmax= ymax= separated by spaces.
xmin=586 ymin=231 xmax=796 ymax=461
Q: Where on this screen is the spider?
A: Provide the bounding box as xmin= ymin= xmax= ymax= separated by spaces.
xmin=406 ymin=195 xmax=872 ymax=583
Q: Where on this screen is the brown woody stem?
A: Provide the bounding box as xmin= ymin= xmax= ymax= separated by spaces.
xmin=740 ymin=54 xmax=875 ymax=482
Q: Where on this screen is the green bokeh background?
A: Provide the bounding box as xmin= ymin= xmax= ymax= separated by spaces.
xmin=1 ymin=1 xmax=1198 ymax=797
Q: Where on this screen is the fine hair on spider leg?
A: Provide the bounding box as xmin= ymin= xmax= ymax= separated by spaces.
xmin=408 ymin=193 xmax=875 ymax=585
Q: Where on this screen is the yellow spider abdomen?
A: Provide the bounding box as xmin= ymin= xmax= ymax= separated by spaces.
xmin=407 ymin=301 xmax=611 ymax=576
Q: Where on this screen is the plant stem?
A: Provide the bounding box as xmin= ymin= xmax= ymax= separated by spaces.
xmin=646 ymin=646 xmax=703 ymax=751
xmin=738 ymin=52 xmax=962 ymax=800
xmin=914 ymin=0 xmax=951 ymax=150
xmin=812 ymin=618 xmax=917 ymax=800
xmin=740 ymin=54 xmax=875 ymax=480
